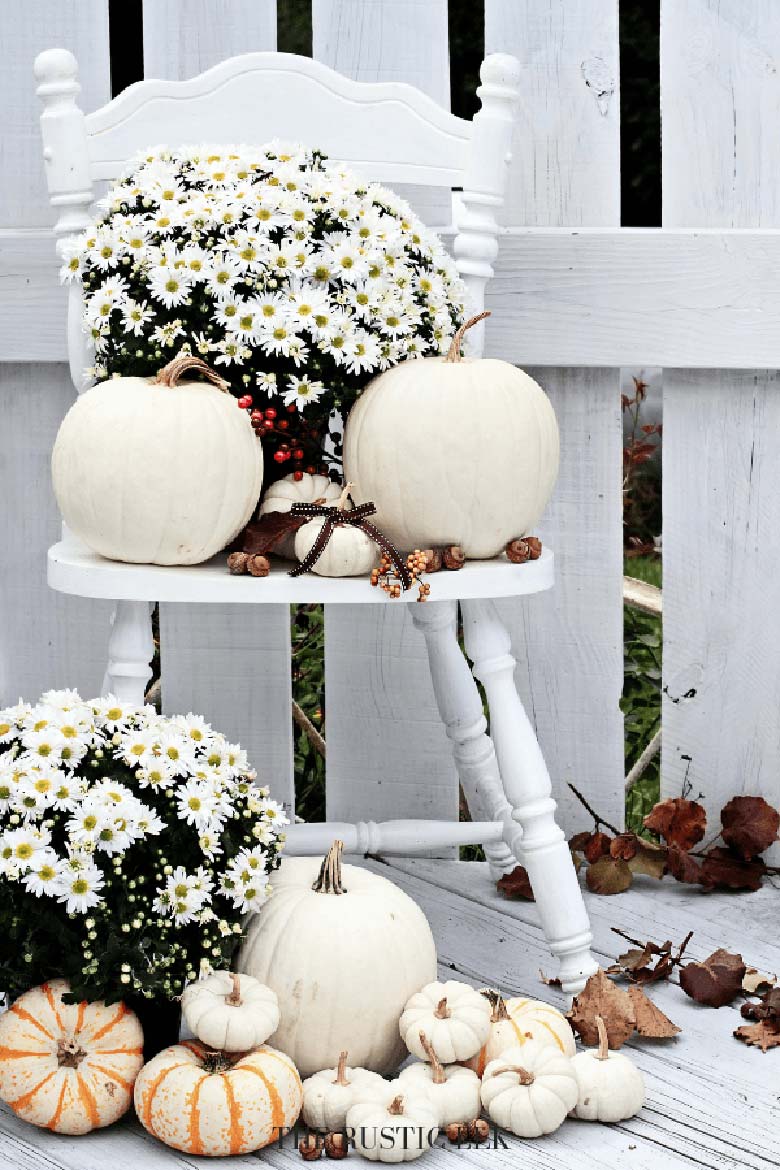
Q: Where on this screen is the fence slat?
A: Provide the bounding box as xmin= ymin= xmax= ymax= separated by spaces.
xmin=142 ymin=1 xmax=294 ymax=808
xmin=662 ymin=0 xmax=780 ymax=846
xmin=143 ymin=1 xmax=277 ymax=80
xmin=313 ymin=0 xmax=458 ymax=842
xmin=485 ymin=0 xmax=625 ymax=833
xmin=0 ymin=2 xmax=112 ymax=707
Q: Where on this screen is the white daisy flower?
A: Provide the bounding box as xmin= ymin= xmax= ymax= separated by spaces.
xmin=282 ymin=374 xmax=325 ymax=411
xmin=56 ymin=858 xmax=105 ymax=914
xmin=22 ymin=848 xmax=61 ymax=897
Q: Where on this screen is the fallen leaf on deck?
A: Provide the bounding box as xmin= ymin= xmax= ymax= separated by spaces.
xmin=586 ymin=855 xmax=633 ymax=895
xmin=699 ymin=847 xmax=765 ymax=892
xmin=643 ymin=797 xmax=706 ymax=851
xmin=733 ymin=1020 xmax=780 ymax=1052
xmin=496 ymin=865 xmax=534 ymax=901
xmin=626 ymin=838 xmax=668 ymax=881
xmin=720 ymin=795 xmax=780 ymax=860
xmin=666 ymin=845 xmax=702 ymax=885
xmin=680 ymin=948 xmax=746 ymax=1007
xmin=628 ymin=986 xmax=681 ymax=1038
xmin=568 ymin=969 xmax=636 ymax=1049
xmin=741 ymin=987 xmax=780 ymax=1022
xmin=583 ymin=831 xmax=613 ymax=864
xmin=742 ymin=968 xmax=777 ymax=996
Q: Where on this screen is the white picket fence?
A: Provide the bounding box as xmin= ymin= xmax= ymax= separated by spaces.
xmin=2 ymin=0 xmax=779 ymax=841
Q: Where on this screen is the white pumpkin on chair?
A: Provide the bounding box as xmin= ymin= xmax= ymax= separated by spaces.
xmin=259 ymin=472 xmax=343 ymax=558
xmin=52 ymin=356 xmax=263 ymax=565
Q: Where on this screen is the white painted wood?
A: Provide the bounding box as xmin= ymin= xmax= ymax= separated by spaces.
xmin=48 ymin=538 xmax=555 ymax=603
xmin=102 ymin=600 xmax=154 ymax=704
xmin=410 ymin=600 xmax=516 ymax=877
xmin=21 ymin=224 xmax=780 ymax=367
xmin=662 ymin=0 xmax=780 ymax=843
xmin=287 ymin=818 xmax=505 ymax=855
xmin=0 ymin=365 xmax=113 ymax=705
xmin=462 ymin=600 xmax=597 ymax=994
xmin=142 ymin=0 xmax=277 ymax=80
xmin=486 ymin=0 xmax=624 ymax=836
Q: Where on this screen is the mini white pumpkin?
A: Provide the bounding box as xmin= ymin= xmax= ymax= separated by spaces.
xmin=259 ymin=472 xmax=343 ymax=558
xmin=480 ymin=1040 xmax=578 ymax=1138
xmin=303 ymin=1051 xmax=388 ymax=1131
xmin=293 ymin=484 xmax=379 ymax=577
xmin=570 ymin=1016 xmax=645 ymax=1123
xmin=238 ymin=841 xmax=437 ymax=1076
xmin=346 ymin=1092 xmax=438 ymax=1162
xmin=398 ymin=1031 xmax=480 ymax=1127
xmin=463 ymin=990 xmax=576 ymax=1074
xmin=400 ymin=980 xmax=491 ymax=1064
xmin=343 ymin=312 xmax=560 ymax=559
xmin=52 ymin=355 xmax=263 ymax=565
xmin=181 ymin=971 xmax=279 ymax=1052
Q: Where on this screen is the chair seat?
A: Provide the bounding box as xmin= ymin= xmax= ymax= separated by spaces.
xmin=47 ymin=537 xmax=554 ymax=605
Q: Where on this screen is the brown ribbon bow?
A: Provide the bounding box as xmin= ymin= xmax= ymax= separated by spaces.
xmin=288 ymin=500 xmax=412 ymax=589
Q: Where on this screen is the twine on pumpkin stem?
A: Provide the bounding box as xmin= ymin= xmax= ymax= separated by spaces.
xmin=418 ymin=1031 xmax=447 ymax=1085
xmin=445 ymin=310 xmax=491 ymax=363
xmin=312 ymin=840 xmax=347 ymax=895
xmin=152 ymin=354 xmax=230 ymax=392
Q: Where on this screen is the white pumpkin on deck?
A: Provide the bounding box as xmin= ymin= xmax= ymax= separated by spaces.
xmin=343 ymin=312 xmax=559 ymax=559
xmin=570 ymin=1016 xmax=645 ymax=1122
xmin=480 ymin=1040 xmax=578 ymax=1138
xmin=0 ymin=980 xmax=143 ymax=1134
xmin=259 ymin=472 xmax=343 ymax=558
xmin=237 ymin=841 xmax=437 ymax=1077
xmin=52 ymin=355 xmax=263 ymax=565
xmin=346 ymin=1092 xmax=439 ymax=1163
xmin=398 ymin=1032 xmax=481 ymax=1126
xmin=399 ymin=980 xmax=491 ymax=1063
xmin=302 ymin=1051 xmax=388 ymax=1131
xmin=181 ymin=971 xmax=279 ymax=1052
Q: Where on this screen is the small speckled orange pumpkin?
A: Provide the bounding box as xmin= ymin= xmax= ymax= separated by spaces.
xmin=134 ymin=1040 xmax=302 ymax=1156
xmin=0 ymin=979 xmax=143 ymax=1133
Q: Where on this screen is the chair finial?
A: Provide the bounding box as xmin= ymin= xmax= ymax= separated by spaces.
xmin=34 ymin=48 xmax=80 ymax=98
xmin=479 ymin=53 xmax=521 ymax=96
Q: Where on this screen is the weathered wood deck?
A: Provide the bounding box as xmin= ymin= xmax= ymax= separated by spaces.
xmin=1 ymin=861 xmax=777 ymax=1170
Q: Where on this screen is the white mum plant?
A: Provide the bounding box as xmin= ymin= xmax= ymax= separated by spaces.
xmin=64 ymin=141 xmax=466 ymax=473
xmin=0 ymin=690 xmax=287 ymax=1003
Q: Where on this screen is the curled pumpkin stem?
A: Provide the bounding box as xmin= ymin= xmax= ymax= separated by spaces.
xmin=418 ymin=1031 xmax=447 ymax=1085
xmin=152 ymin=354 xmax=229 ymax=392
xmin=445 ymin=310 xmax=491 ymax=363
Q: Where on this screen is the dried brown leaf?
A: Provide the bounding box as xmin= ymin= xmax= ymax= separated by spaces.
xmin=586 ymin=855 xmax=633 ymax=895
xmin=567 ymin=969 xmax=636 ymax=1049
xmin=643 ymin=797 xmax=706 ymax=851
xmin=584 ymin=831 xmax=613 ymax=864
xmin=742 ymin=968 xmax=777 ymax=996
xmin=741 ymin=988 xmax=780 ymax=1022
xmin=241 ymin=511 xmax=309 ymax=555
xmin=496 ymin=865 xmax=534 ymax=902
xmin=666 ymin=845 xmax=702 ymax=885
xmin=720 ymin=796 xmax=780 ymax=860
xmin=733 ymin=1020 xmax=780 ymax=1052
xmin=699 ymin=847 xmax=765 ymax=892
xmin=680 ymin=948 xmax=746 ymax=1008
xmin=610 ymin=833 xmax=639 ymax=861
xmin=627 ymin=986 xmax=681 ymax=1038
xmin=569 ymin=831 xmax=593 ymax=853
xmin=627 ymin=839 xmax=668 ymax=881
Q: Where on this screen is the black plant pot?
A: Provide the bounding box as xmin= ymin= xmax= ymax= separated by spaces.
xmin=128 ymin=995 xmax=182 ymax=1062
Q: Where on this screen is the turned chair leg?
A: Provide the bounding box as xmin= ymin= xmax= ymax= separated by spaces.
xmin=461 ymin=598 xmax=598 ymax=995
xmin=101 ymin=600 xmax=155 ymax=705
xmin=411 ymin=599 xmax=517 ymax=878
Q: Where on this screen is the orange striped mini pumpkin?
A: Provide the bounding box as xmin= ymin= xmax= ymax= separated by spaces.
xmin=0 ymin=979 xmax=143 ymax=1133
xmin=134 ymin=1040 xmax=302 ymax=1157
xmin=463 ymin=991 xmax=575 ymax=1076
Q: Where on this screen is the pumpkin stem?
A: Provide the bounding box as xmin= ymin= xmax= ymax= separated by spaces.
xmin=201 ymin=1047 xmax=245 ymax=1074
xmin=444 ymin=311 xmax=491 ymax=363
xmin=334 ymin=1051 xmax=351 ymax=1087
xmin=57 ymin=1037 xmax=86 ymax=1068
xmin=388 ymin=1095 xmax=406 ymax=1116
xmin=336 ymin=482 xmax=354 ymax=512
xmin=418 ymin=1031 xmax=447 ymax=1085
xmin=595 ymin=1015 xmax=609 ymax=1061
xmin=152 ymin=354 xmax=229 ymax=392
xmin=226 ymin=972 xmax=242 ymax=1007
xmin=312 ymin=840 xmax=347 ymax=895
xmin=499 ymin=1064 xmax=535 ymax=1086
xmin=434 ymin=997 xmax=450 ymax=1020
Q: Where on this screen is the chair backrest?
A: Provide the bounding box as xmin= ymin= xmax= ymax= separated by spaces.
xmin=34 ymin=47 xmax=520 ymax=375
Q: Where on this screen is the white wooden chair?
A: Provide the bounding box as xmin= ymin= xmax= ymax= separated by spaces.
xmin=34 ymin=48 xmax=597 ymax=993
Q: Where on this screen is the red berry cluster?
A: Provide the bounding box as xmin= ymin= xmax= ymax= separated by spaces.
xmin=236 ymin=395 xmax=314 ymax=481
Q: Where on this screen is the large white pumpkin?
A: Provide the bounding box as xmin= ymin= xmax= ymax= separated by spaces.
xmin=52 ymin=355 xmax=263 ymax=565
xmin=237 ymin=841 xmax=437 ymax=1077
xmin=343 ymin=312 xmax=559 ymax=559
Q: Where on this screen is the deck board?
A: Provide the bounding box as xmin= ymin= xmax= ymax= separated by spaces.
xmin=0 ymin=863 xmax=777 ymax=1169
